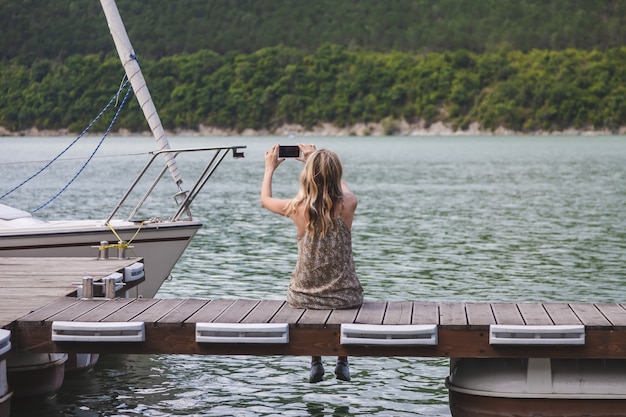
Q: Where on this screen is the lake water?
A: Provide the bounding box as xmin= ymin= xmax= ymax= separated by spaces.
xmin=2 ymin=135 xmax=625 ymax=416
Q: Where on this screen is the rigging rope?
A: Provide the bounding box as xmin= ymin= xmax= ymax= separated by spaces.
xmin=101 ymin=220 xmax=145 ymax=257
xmin=32 ymin=82 xmax=134 ymax=213
xmin=0 ymin=78 xmax=130 ymax=203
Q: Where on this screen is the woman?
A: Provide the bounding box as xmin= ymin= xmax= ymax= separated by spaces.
xmin=261 ymin=143 xmax=363 ymax=383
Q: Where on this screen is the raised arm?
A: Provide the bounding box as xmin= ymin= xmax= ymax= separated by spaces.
xmin=261 ymin=144 xmax=291 ymax=216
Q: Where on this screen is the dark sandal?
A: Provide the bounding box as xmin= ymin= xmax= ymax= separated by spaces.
xmin=309 ymin=360 xmax=324 ymax=383
xmin=334 ymin=360 xmax=351 ymax=381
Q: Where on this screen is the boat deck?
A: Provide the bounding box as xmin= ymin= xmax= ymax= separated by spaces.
xmin=10 ymin=297 xmax=626 ymax=358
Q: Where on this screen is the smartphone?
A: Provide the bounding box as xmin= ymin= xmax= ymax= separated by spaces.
xmin=279 ymin=145 xmax=300 ymax=158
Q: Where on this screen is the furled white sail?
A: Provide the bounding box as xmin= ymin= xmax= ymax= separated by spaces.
xmin=99 ymin=0 xmax=183 ymax=187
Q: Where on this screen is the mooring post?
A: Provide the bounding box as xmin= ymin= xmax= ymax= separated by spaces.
xmin=104 ymin=277 xmax=116 ymax=299
xmin=98 ymin=240 xmax=109 ymax=259
xmin=82 ymin=276 xmax=93 ymax=299
xmin=117 ymin=241 xmax=126 ymax=259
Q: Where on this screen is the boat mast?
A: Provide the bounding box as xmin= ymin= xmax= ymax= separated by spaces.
xmin=99 ymin=0 xmax=183 ymax=189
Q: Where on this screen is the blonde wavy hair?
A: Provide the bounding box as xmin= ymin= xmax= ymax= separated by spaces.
xmin=287 ymin=149 xmax=344 ymax=237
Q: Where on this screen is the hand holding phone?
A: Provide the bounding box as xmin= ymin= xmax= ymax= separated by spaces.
xmin=278 ymin=145 xmax=300 ymax=158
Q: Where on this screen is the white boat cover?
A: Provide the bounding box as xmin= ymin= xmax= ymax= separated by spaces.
xmin=0 ymin=203 xmax=32 ymax=221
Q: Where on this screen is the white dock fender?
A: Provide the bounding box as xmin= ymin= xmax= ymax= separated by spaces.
xmin=489 ymin=324 xmax=585 ymax=345
xmin=51 ymin=321 xmax=145 ymax=342
xmin=195 ymin=323 xmax=289 ymax=344
xmin=340 ymin=324 xmax=438 ymax=345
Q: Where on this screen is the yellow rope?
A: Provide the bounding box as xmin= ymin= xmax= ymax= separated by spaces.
xmin=103 ymin=221 xmax=147 ymax=257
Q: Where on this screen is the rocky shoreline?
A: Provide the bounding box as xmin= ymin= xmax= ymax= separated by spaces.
xmin=2 ymin=121 xmax=624 ymax=137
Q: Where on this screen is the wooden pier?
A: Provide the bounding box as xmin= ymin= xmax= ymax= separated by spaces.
xmin=4 ymin=258 xmax=626 ymax=417
xmin=8 ymin=297 xmax=626 ymax=359
xmin=2 ymin=257 xmax=626 ymax=359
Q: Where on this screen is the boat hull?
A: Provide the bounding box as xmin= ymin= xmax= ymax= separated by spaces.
xmin=65 ymin=353 xmax=100 ymax=373
xmin=7 ymin=353 xmax=68 ymax=399
xmin=447 ymin=358 xmax=626 ymax=417
xmin=0 ymin=361 xmax=10 ymax=417
xmin=0 ymin=220 xmax=201 ymax=297
xmin=449 ymin=391 xmax=626 ymax=417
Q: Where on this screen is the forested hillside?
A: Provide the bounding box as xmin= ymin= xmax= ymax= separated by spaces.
xmin=3 ymin=46 xmax=626 ymax=134
xmin=2 ymin=0 xmax=626 ymax=60
xmin=3 ymin=1 xmax=626 ymax=134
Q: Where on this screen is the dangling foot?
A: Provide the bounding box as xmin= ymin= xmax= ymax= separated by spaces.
xmin=309 ymin=359 xmax=324 ymax=383
xmin=334 ymin=358 xmax=351 ymax=381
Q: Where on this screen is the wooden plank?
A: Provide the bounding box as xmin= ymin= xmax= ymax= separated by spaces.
xmin=383 ymin=301 xmax=413 ymax=325
xmin=269 ymin=303 xmax=304 ymax=324
xmin=2 ymin=297 xmax=79 ymax=326
xmin=46 ymin=299 xmax=107 ymax=322
xmin=569 ymin=303 xmax=611 ymax=327
xmin=354 ymin=301 xmax=386 ymax=324
xmin=517 ymin=303 xmax=553 ymax=325
xmin=74 ymin=298 xmax=135 ymax=322
xmin=2 ymin=282 xmax=74 ymax=291
xmin=131 ymin=299 xmax=188 ymax=323
xmin=596 ymin=303 xmax=626 ymax=327
xmin=412 ymin=301 xmax=439 ymax=324
xmin=543 ymin=303 xmax=582 ymax=325
xmin=158 ymin=299 xmax=209 ymax=324
xmin=1 ymin=292 xmax=82 ymax=327
xmin=0 ymin=257 xmax=144 ymax=327
xmin=326 ymin=307 xmax=360 ymax=325
xmin=439 ymin=302 xmax=467 ymax=326
xmin=241 ymin=300 xmax=285 ymax=323
xmin=1 ymin=309 xmax=36 ymax=327
xmin=0 ymin=258 xmax=142 ymax=285
xmin=298 ymin=309 xmax=331 ymax=326
xmin=13 ymin=297 xmax=79 ymax=323
xmin=185 ymin=299 xmax=235 ymax=323
xmin=214 ymin=299 xmax=260 ymax=323
xmin=0 ymin=257 xmax=140 ymax=274
xmin=102 ymin=298 xmax=160 ymax=322
xmin=465 ymin=302 xmax=495 ymax=326
xmin=491 ymin=302 xmax=524 ymax=325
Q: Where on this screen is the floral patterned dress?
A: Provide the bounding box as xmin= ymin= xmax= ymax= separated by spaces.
xmin=287 ymin=217 xmax=363 ymax=309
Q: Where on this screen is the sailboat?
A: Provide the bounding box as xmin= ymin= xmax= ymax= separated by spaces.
xmin=2 ymin=0 xmax=245 ymax=404
xmin=0 ymin=0 xmax=245 ymax=299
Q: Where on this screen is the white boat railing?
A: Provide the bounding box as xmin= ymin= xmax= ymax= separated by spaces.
xmin=99 ymin=0 xmax=247 ymax=224
xmin=106 ymin=146 xmax=245 ymax=223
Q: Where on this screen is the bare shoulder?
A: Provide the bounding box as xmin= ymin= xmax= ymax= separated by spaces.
xmin=343 ymin=190 xmax=357 ymax=212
